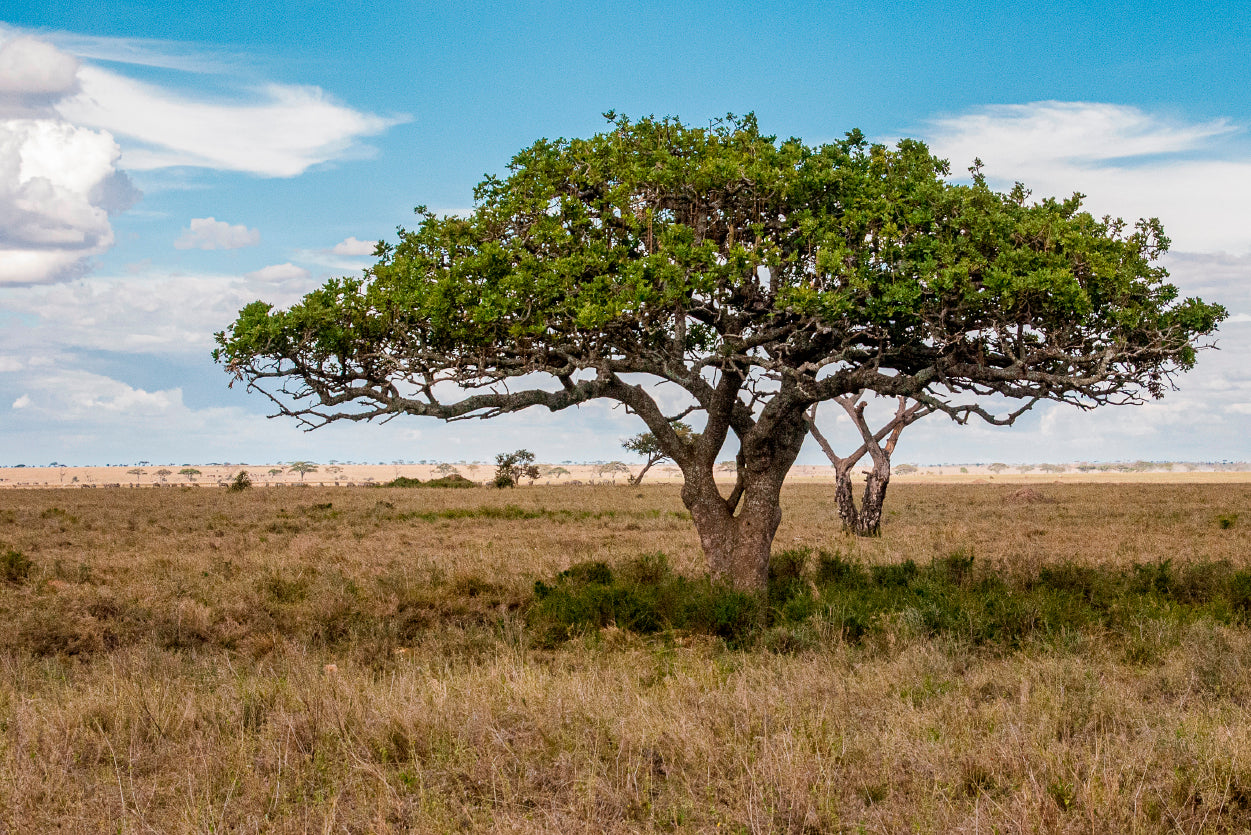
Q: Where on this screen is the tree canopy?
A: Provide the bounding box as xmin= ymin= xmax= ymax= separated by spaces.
xmin=216 ymin=113 xmax=1225 ymax=590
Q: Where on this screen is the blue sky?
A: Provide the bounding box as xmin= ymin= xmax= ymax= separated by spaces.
xmin=1 ymin=2 xmax=1249 ymax=466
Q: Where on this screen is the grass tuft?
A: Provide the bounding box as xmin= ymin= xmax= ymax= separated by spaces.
xmin=1 ymin=547 xmax=32 ymax=583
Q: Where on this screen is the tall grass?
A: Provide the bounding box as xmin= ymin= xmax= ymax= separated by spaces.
xmin=0 ymin=482 xmax=1249 ymax=831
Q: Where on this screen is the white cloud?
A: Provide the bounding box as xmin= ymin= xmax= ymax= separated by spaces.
xmin=920 ymin=102 xmax=1251 ymax=255
xmin=245 ymin=262 xmax=310 ymax=283
xmin=331 ymin=236 xmax=377 ymax=256
xmin=0 ymin=35 xmax=137 ymax=286
xmin=174 ymin=217 xmax=259 ymax=250
xmin=11 ymin=394 xmax=30 ymax=409
xmin=0 ymin=356 xmax=21 ymax=372
xmin=0 ymin=266 xmax=322 ymax=357
xmin=59 ymin=66 xmax=404 ymax=178
xmin=0 ymin=35 xmax=80 ymax=111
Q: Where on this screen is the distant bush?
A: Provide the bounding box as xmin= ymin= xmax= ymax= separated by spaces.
xmin=227 ymin=470 xmax=253 ymax=492
xmin=426 ymin=474 xmax=476 ymax=488
xmin=375 ymin=474 xmax=477 ymax=489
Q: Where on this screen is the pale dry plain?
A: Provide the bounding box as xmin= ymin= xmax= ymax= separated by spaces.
xmin=1 ymin=477 xmax=1250 ymax=832
xmin=4 ymin=462 xmax=1251 ymax=489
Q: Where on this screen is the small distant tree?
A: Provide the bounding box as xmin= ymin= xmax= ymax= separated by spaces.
xmin=988 ymin=463 xmax=1009 ymax=474
xmin=268 ymin=467 xmax=284 ymax=480
xmin=179 ymin=468 xmax=201 ymax=483
xmin=127 ymin=467 xmax=146 ymax=485
xmin=894 ymin=464 xmax=919 ymax=475
xmin=288 ymin=461 xmax=318 ymax=481
xmin=544 ymin=466 xmax=570 ymax=482
xmin=1016 ymin=464 xmax=1036 ymax=473
xmin=597 ymin=461 xmax=631 ymax=484
xmin=1039 ymin=463 xmax=1067 ymax=473
xmin=434 ymin=462 xmax=459 ymax=477
xmin=155 ymin=468 xmax=173 ymax=482
xmin=623 ymin=421 xmax=694 ymax=485
xmin=227 ymin=470 xmax=253 ymax=491
xmin=466 ymin=463 xmax=481 ymax=480
xmin=494 ymin=450 xmax=539 ymax=488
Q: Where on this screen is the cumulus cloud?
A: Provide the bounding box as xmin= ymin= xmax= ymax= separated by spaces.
xmin=0 ymin=35 xmax=137 ymax=286
xmin=0 ymin=36 xmax=80 ymax=115
xmin=11 ymin=394 xmax=30 ymax=409
xmin=59 ymin=66 xmax=404 ymax=178
xmin=174 ymin=217 xmax=259 ymax=250
xmin=920 ymin=102 xmax=1251 ymax=255
xmin=331 ymin=236 xmax=378 ymax=256
xmin=245 ymin=262 xmax=310 ymax=283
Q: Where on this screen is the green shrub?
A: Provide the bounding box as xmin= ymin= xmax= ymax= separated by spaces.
xmin=2 ymin=548 xmax=32 ymax=583
xmin=227 ymin=470 xmax=253 ymax=492
xmin=375 ymin=474 xmax=477 ymax=488
xmin=529 ymin=554 xmax=761 ymax=647
xmin=425 ymin=474 xmax=477 ymax=488
xmin=528 ymin=550 xmax=1251 ymax=652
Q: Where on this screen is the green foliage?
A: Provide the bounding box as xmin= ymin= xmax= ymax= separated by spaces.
xmin=494 ymin=449 xmax=539 ymax=488
xmin=1 ymin=548 xmax=32 ymax=583
xmin=216 ymin=112 xmax=1225 ymax=435
xmin=288 ymin=461 xmax=318 ymax=481
xmin=375 ymin=474 xmax=477 ymax=489
xmin=227 ymin=470 xmax=253 ymax=492
xmin=529 ymin=553 xmax=763 ymax=647
xmin=530 ymin=551 xmax=1251 ymax=651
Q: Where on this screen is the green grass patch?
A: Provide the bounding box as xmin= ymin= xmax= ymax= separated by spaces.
xmin=528 ymin=548 xmax=1251 ymax=651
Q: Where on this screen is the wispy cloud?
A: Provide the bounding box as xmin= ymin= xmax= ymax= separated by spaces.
xmin=245 ymin=262 xmax=310 ymax=283
xmin=919 ymin=101 xmax=1251 ymax=255
xmin=59 ymin=66 xmax=405 ymax=177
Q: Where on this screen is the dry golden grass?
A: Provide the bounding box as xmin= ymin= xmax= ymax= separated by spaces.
xmin=1 ymin=482 xmax=1250 ymax=832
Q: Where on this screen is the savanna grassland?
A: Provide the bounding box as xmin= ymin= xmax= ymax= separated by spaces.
xmin=1 ymin=482 xmax=1250 ymax=833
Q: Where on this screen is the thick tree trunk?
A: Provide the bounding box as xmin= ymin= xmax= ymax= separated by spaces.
xmin=685 ymin=481 xmax=783 ymax=591
xmin=679 ymin=411 xmax=807 ymax=592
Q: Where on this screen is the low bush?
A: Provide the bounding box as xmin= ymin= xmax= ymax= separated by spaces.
xmin=2 ymin=547 xmax=32 ymax=583
xmin=375 ymin=474 xmax=477 ymax=488
xmin=529 ymin=553 xmax=762 ymax=647
xmin=529 ymin=549 xmax=1251 ymax=651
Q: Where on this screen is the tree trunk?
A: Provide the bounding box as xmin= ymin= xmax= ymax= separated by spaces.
xmin=679 ymin=412 xmax=807 ymax=592
xmin=833 ymin=457 xmax=890 ymax=536
xmin=685 ymin=481 xmax=783 ymax=591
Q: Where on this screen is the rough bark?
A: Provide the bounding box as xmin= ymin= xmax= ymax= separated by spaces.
xmin=680 ymin=409 xmax=808 ymax=591
xmin=832 ymin=457 xmax=890 ymax=536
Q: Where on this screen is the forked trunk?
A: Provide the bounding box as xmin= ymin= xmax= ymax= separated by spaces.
xmin=679 ymin=414 xmax=806 ymax=592
xmin=833 ymin=457 xmax=890 ymax=537
xmin=686 ymin=484 xmax=783 ymax=591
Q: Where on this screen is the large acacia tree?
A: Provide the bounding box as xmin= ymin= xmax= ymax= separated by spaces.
xmin=215 ymin=114 xmax=1224 ymax=591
